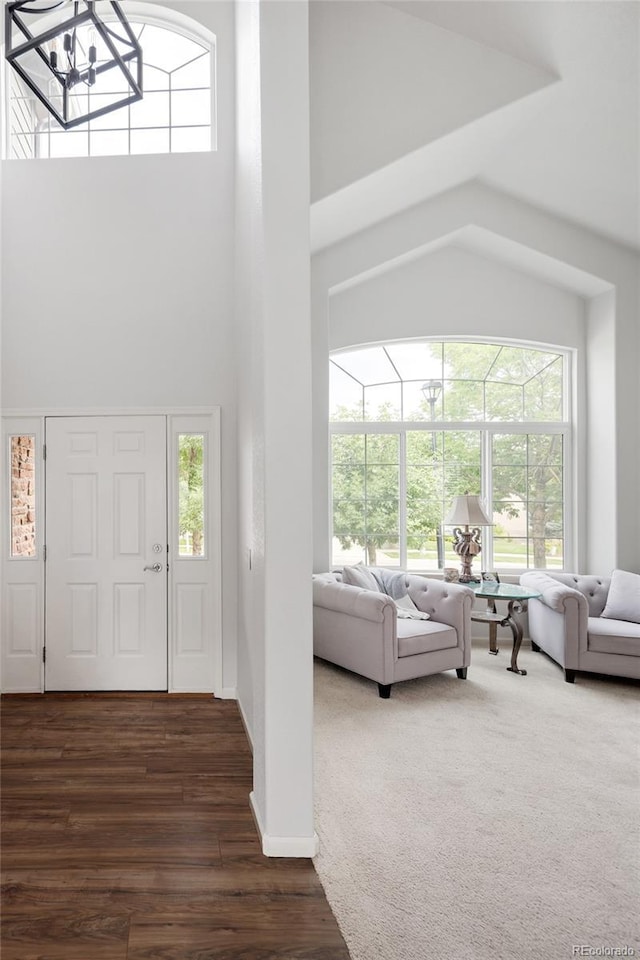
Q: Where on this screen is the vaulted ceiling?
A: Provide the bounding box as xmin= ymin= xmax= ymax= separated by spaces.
xmin=309 ymin=1 xmax=640 ymax=253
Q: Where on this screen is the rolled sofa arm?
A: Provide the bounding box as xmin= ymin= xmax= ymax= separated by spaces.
xmin=312 ymin=576 xmax=395 ymax=622
xmin=520 ymin=571 xmax=588 ymax=615
xmin=520 ymin=571 xmax=588 ymax=669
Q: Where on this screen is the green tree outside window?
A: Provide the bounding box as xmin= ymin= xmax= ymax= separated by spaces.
xmin=179 ymin=434 xmax=205 ymax=557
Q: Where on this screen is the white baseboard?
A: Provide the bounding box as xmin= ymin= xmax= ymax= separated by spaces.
xmin=215 ymin=686 xmax=237 ymax=700
xmin=262 ymin=831 xmax=320 ymax=858
xmin=237 ymin=696 xmax=254 ymax=752
xmin=250 ymin=791 xmax=319 ymax=858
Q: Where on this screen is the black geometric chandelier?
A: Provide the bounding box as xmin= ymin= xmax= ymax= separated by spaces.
xmin=5 ymin=1 xmax=143 ymax=130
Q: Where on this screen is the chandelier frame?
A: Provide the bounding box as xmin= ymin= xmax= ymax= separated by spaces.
xmin=5 ymin=0 xmax=143 ymax=130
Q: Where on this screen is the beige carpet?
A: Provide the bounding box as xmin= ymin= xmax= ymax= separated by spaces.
xmin=313 ymin=641 xmax=640 ymax=960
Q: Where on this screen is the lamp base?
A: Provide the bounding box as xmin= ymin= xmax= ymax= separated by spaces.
xmin=451 ymin=525 xmax=483 ymax=584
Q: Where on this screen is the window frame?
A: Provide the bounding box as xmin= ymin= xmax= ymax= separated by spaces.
xmin=4 ymin=10 xmax=217 ymax=160
xmin=329 ymin=341 xmax=574 ymax=575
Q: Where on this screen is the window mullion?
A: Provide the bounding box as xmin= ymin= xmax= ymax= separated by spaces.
xmin=562 ymin=426 xmax=573 ymax=570
xmin=169 ymin=72 xmax=172 ymax=153
xmin=399 ymin=432 xmax=407 ymax=570
xmin=482 ymin=428 xmax=494 ymax=571
xmin=363 ymin=435 xmax=368 ymax=566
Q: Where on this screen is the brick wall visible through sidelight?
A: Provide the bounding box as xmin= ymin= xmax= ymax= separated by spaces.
xmin=11 ymin=436 xmax=36 ymax=557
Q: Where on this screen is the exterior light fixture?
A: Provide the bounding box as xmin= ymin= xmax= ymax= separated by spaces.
xmin=5 ymin=0 xmax=143 ymax=130
xmin=421 ymin=379 xmax=443 ymax=411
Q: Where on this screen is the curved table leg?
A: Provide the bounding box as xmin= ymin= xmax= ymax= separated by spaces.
xmin=486 ymin=599 xmax=499 ymax=655
xmin=504 ymin=601 xmax=527 ymax=675
xmin=488 ymin=621 xmax=499 ymax=655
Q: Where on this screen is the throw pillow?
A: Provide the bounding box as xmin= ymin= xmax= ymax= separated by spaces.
xmin=341 ymin=563 xmax=381 ymax=593
xmin=601 ymin=569 xmax=640 ymax=623
xmin=395 ymin=593 xmax=430 ymax=620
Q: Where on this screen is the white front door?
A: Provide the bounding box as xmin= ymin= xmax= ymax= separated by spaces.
xmin=45 ymin=416 xmax=168 ymax=691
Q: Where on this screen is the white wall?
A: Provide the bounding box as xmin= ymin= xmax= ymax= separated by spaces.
xmin=586 ymin=291 xmax=617 ymax=571
xmin=309 ymin=0 xmax=554 ymax=200
xmin=0 ymin=1 xmax=240 ymax=691
xmin=312 ymin=182 xmax=640 ymax=575
xmin=1 ymin=154 xmax=233 ymax=410
xmin=329 ymin=245 xmax=584 ymax=350
xmin=0 ymin=68 xmax=4 ymax=693
xmin=235 ymin=0 xmax=265 ymax=800
xmin=235 ymin=0 xmax=316 ymax=857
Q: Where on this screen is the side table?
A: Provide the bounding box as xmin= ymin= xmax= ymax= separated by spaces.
xmin=471 ymin=582 xmax=541 ymax=676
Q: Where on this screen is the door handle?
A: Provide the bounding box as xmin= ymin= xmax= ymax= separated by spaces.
xmin=143 ymin=562 xmax=163 ymax=573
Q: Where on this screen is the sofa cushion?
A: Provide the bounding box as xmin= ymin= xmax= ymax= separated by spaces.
xmin=600 ymin=569 xmax=640 ymax=624
xmin=342 ymin=563 xmax=381 ymax=593
xmin=587 ymin=616 xmax=640 ymax=657
xmin=397 ymin=620 xmax=458 ymax=657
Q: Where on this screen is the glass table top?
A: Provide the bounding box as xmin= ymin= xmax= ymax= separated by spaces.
xmin=471 ymin=582 xmax=541 ymax=600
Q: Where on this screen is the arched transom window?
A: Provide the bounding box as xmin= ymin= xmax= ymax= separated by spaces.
xmin=9 ymin=18 xmax=213 ymax=159
xmin=329 ymin=340 xmax=571 ymax=573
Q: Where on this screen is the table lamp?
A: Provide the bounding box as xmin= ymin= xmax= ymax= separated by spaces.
xmin=445 ymin=493 xmax=493 ymax=583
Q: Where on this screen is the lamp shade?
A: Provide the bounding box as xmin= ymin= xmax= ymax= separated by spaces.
xmin=445 ymin=494 xmax=492 ymax=527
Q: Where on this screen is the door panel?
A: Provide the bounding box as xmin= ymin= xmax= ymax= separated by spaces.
xmin=45 ymin=416 xmax=168 ymax=691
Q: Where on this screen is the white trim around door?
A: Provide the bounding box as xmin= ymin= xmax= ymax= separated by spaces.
xmin=1 ymin=409 xmax=222 ymax=695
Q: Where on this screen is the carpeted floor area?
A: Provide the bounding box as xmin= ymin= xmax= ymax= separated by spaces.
xmin=313 ymin=640 xmax=639 ymax=960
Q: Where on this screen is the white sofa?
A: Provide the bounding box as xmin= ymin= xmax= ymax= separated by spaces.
xmin=312 ymin=570 xmax=474 ymax=698
xmin=520 ymin=571 xmax=640 ymax=683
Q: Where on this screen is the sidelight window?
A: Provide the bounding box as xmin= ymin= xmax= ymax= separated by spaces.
xmin=177 ymin=434 xmax=206 ymax=558
xmin=10 ymin=435 xmax=37 ymax=558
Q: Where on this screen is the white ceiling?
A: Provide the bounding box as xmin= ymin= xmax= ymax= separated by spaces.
xmin=309 ymin=0 xmax=640 ymax=253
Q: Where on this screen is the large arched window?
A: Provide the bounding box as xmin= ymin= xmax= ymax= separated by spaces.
xmin=329 ymin=340 xmax=572 ymax=573
xmin=8 ymin=17 xmax=213 ymax=159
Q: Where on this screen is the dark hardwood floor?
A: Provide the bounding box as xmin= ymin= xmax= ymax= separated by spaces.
xmin=0 ymin=694 xmax=350 ymax=960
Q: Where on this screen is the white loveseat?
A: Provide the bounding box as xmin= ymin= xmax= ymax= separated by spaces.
xmin=312 ymin=569 xmax=474 ymax=698
xmin=520 ymin=570 xmax=640 ymax=683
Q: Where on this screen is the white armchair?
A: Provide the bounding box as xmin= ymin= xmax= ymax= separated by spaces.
xmin=520 ymin=571 xmax=640 ymax=683
xmin=312 ymin=570 xmax=474 ymax=698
